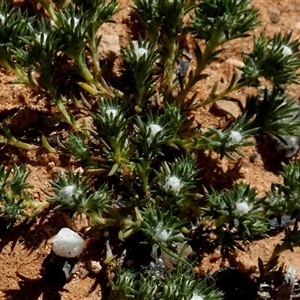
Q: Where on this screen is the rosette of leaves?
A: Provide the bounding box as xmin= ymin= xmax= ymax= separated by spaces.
xmin=14 ymin=19 xmax=61 ymax=96
xmin=0 ymin=165 xmax=47 ymax=228
xmin=191 ymin=0 xmax=260 ymax=45
xmin=273 ymin=162 xmax=300 ymax=219
xmin=240 ymin=32 xmax=300 ymax=86
xmin=202 ymin=183 xmax=269 ymax=254
xmin=123 ymin=39 xmax=160 ymax=112
xmin=140 ymin=207 xmax=192 ymax=268
xmin=92 ymin=97 xmax=133 ymax=175
xmin=243 ymin=88 xmax=300 ymax=137
xmin=48 ymin=171 xmax=112 ymax=224
xmin=109 ymin=267 xmax=222 ymax=300
xmin=153 ymin=154 xmax=198 ymax=210
xmin=0 ymin=2 xmax=36 ymax=89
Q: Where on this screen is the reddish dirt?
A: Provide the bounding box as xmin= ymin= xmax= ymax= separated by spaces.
xmin=1 ymin=1 xmax=300 ymax=299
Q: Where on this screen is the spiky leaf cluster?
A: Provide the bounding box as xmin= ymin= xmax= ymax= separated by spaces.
xmin=154 ymin=154 xmax=198 ymax=208
xmin=203 ymin=183 xmax=269 ymax=252
xmin=48 ymin=171 xmax=112 ymax=222
xmin=123 ymin=39 xmax=160 ymax=110
xmin=109 ymin=267 xmax=222 ymax=300
xmin=0 ymin=165 xmax=36 ymax=228
xmin=241 ymin=33 xmax=300 ymax=86
xmin=191 ymin=0 xmax=260 ymax=44
xmin=244 ymin=88 xmax=300 ymax=137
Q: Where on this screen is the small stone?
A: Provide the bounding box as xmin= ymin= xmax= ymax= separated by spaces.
xmin=52 ymin=227 xmax=85 ymax=258
xmin=98 ymin=33 xmax=120 ymax=61
xmin=86 ymin=260 xmax=102 ymax=274
xmin=273 ymin=135 xmax=300 ymax=158
xmin=10 ymin=107 xmax=39 ymax=133
xmin=269 ymin=8 xmax=281 ymax=24
xmin=63 ymin=212 xmax=90 ymax=233
xmin=212 ymin=100 xmax=241 ymax=119
xmin=46 ymin=255 xmax=77 ymax=285
xmin=296 ymin=22 xmax=300 ymax=30
xmin=224 ymin=58 xmax=244 ymax=68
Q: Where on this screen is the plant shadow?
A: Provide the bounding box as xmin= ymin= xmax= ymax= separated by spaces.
xmin=0 ymin=209 xmax=64 ymax=254
xmin=3 ymin=273 xmax=66 ymax=300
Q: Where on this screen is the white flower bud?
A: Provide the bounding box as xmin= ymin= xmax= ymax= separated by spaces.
xmin=106 ymin=108 xmax=118 ymax=118
xmin=154 ymin=223 xmax=171 ymax=242
xmin=190 ymin=293 xmax=204 ymax=300
xmin=147 ymin=123 xmax=162 ymax=143
xmin=228 ymin=130 xmax=243 ymax=145
xmin=282 ymin=45 xmax=293 ymax=56
xmin=61 ymin=185 xmax=77 ymax=201
xmin=165 ymin=175 xmax=182 ymax=195
xmin=135 ymin=47 xmax=148 ymax=59
xmin=235 ymin=201 xmax=251 ymax=216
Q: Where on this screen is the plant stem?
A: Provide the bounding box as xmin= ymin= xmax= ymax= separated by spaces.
xmin=176 ymin=30 xmax=226 ymax=105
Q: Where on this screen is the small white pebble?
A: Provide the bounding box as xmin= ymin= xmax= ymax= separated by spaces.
xmin=52 ymin=228 xmax=85 ymax=258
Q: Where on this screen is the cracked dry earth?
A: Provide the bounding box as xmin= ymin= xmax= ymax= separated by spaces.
xmin=1 ymin=1 xmax=300 ymax=299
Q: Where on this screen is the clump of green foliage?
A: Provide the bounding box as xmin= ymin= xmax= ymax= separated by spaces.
xmin=1 ymin=0 xmax=300 ymax=298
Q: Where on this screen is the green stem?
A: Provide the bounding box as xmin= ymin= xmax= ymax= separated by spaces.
xmin=158 ymin=241 xmax=194 ymax=271
xmin=176 ymin=30 xmax=226 ymax=105
xmin=162 ymin=42 xmax=177 ymax=96
xmin=201 ymin=81 xmax=245 ymax=107
xmin=54 ymin=98 xmax=81 ymax=131
xmin=1 ymin=60 xmax=39 ymax=91
xmin=77 ymin=53 xmax=113 ymax=98
xmin=0 ymin=135 xmax=38 ymax=150
xmin=38 ymin=0 xmax=59 ymax=24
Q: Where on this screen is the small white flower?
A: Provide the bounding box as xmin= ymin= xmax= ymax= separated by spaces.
xmin=147 ymin=123 xmax=162 ymax=143
xmin=154 ymin=222 xmax=171 ymax=242
xmin=228 ymin=130 xmax=243 ymax=146
xmin=235 ymin=201 xmax=252 ymax=217
xmin=190 ymin=292 xmax=204 ymax=300
xmin=106 ymin=107 xmax=118 ymax=118
xmin=282 ymin=45 xmax=293 ymax=56
xmin=135 ymin=47 xmax=148 ymax=59
xmin=165 ymin=175 xmax=183 ymax=195
xmin=61 ymin=185 xmax=77 ymax=201
xmin=67 ymin=17 xmax=79 ymax=27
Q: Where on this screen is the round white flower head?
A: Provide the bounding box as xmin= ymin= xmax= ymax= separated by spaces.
xmin=235 ymin=201 xmax=252 ymax=217
xmin=228 ymin=130 xmax=243 ymax=146
xmin=165 ymin=175 xmax=182 ymax=195
xmin=190 ymin=292 xmax=204 ymax=300
xmin=154 ymin=222 xmax=171 ymax=242
xmin=282 ymin=45 xmax=293 ymax=56
xmin=135 ymin=47 xmax=148 ymax=59
xmin=106 ymin=107 xmax=118 ymax=119
xmin=67 ymin=17 xmax=80 ymax=27
xmin=61 ymin=184 xmax=77 ymax=201
xmin=147 ymin=123 xmax=162 ymax=143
